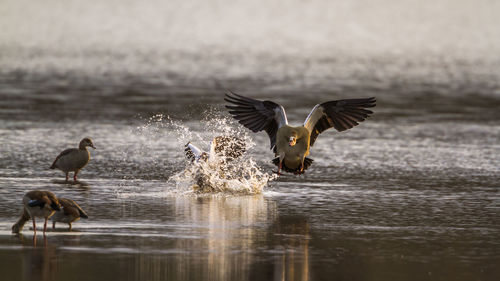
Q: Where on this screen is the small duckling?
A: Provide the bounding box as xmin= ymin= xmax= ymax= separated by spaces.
xmin=50 ymin=137 xmax=96 ymax=181
xmin=12 ymin=190 xmax=61 ymax=234
xmin=51 ymin=198 xmax=88 ymax=231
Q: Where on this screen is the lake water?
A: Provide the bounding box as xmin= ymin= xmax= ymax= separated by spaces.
xmin=1 ymin=1 xmax=500 ymax=280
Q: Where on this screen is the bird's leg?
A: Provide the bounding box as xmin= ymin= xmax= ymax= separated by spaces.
xmin=273 ymin=155 xmax=284 ymax=175
xmin=43 ymin=218 xmax=48 ymax=235
xmin=74 ymin=170 xmax=79 ymax=182
xmin=68 ymin=223 xmax=72 ymax=231
xmin=65 ymin=172 xmax=69 ymax=182
xmin=273 ymin=161 xmax=282 ymax=175
xmin=52 ymin=222 xmax=56 ymax=229
xmin=32 ymin=218 xmax=36 ymax=234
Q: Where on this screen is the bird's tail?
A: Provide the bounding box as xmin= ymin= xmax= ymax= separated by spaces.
xmin=76 ymin=204 xmax=89 ymax=219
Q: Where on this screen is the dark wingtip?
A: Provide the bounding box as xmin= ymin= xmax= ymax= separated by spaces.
xmin=367 ymin=97 xmax=376 ymax=107
xmin=224 ymin=89 xmax=237 ymax=98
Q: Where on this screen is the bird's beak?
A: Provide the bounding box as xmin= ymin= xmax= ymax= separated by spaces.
xmin=289 ymin=137 xmax=296 ymax=146
xmin=90 ymin=144 xmax=96 ymax=149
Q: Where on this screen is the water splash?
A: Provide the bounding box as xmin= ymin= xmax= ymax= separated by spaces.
xmin=170 ymin=153 xmax=275 ymax=195
xmin=170 ymin=120 xmax=276 ymax=195
xmin=129 ymin=112 xmax=276 ymax=195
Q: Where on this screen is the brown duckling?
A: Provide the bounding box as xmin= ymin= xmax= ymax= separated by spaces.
xmin=50 ymin=137 xmax=96 ymax=181
xmin=51 ymin=198 xmax=88 ymax=231
xmin=12 ymin=190 xmax=61 ymax=234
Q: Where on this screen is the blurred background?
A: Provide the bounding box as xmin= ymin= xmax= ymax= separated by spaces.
xmin=1 ymin=0 xmax=499 ymax=91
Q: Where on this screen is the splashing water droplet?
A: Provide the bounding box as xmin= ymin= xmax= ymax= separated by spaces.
xmin=170 ymin=151 xmax=276 ymax=195
xmin=119 ymin=112 xmax=276 ymax=196
xmin=167 ymin=114 xmax=276 ymax=195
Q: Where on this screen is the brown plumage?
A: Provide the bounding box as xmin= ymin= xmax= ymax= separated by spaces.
xmin=185 ymin=136 xmax=246 ymax=163
xmin=225 ymin=91 xmax=376 ymax=174
xmin=12 ymin=190 xmax=61 ymax=234
xmin=50 ymin=137 xmax=96 ymax=181
xmin=51 ymin=198 xmax=88 ymax=231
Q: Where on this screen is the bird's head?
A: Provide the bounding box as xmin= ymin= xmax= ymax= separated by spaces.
xmin=81 ymin=137 xmax=96 ymax=149
xmin=289 ymin=133 xmax=297 ymax=147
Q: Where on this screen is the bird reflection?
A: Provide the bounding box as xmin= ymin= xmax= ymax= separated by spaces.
xmin=14 ymin=234 xmax=58 ymax=281
xmin=157 ymin=196 xmax=311 ymax=281
xmin=169 ymin=195 xmax=275 ymax=280
xmin=271 ymin=216 xmax=310 ymax=281
xmin=51 ymin=179 xmax=91 ymax=189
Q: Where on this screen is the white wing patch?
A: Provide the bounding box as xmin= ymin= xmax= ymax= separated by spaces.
xmin=274 ymin=105 xmax=288 ymax=128
xmin=303 ymin=104 xmax=324 ymax=132
xmin=187 ymin=143 xmax=204 ymax=162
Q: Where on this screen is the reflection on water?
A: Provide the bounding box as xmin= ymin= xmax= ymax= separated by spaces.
xmin=19 ymin=235 xmax=56 ymax=281
xmin=1 ymin=194 xmax=315 ymax=281
xmin=270 ymin=216 xmax=310 ymax=281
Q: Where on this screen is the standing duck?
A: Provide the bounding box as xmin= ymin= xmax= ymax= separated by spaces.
xmin=50 ymin=137 xmax=96 ymax=181
xmin=225 ymin=91 xmax=376 ymax=174
xmin=12 ymin=190 xmax=61 ymax=234
xmin=51 ymin=198 xmax=88 ymax=231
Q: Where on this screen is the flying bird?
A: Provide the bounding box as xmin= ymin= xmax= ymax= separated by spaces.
xmin=225 ymin=91 xmax=376 ymax=174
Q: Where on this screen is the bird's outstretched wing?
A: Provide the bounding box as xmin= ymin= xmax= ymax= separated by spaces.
xmin=304 ymin=97 xmax=376 ymax=146
xmin=225 ymin=91 xmax=288 ymax=151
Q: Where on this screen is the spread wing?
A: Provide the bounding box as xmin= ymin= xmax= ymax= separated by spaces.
xmin=225 ymin=91 xmax=288 ymax=151
xmin=304 ymin=97 xmax=376 ymax=146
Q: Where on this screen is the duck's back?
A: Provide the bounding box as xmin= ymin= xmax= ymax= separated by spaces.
xmin=52 ymin=149 xmax=90 ymax=172
xmin=52 ymin=198 xmax=78 ymax=222
xmin=22 ymin=191 xmax=58 ymax=218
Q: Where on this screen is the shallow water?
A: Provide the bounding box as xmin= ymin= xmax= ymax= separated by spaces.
xmin=1 ymin=70 xmax=499 ymax=281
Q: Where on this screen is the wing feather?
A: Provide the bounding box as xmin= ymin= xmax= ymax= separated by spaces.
xmin=225 ymin=91 xmax=287 ymax=150
xmin=304 ymin=97 xmax=376 ymax=146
